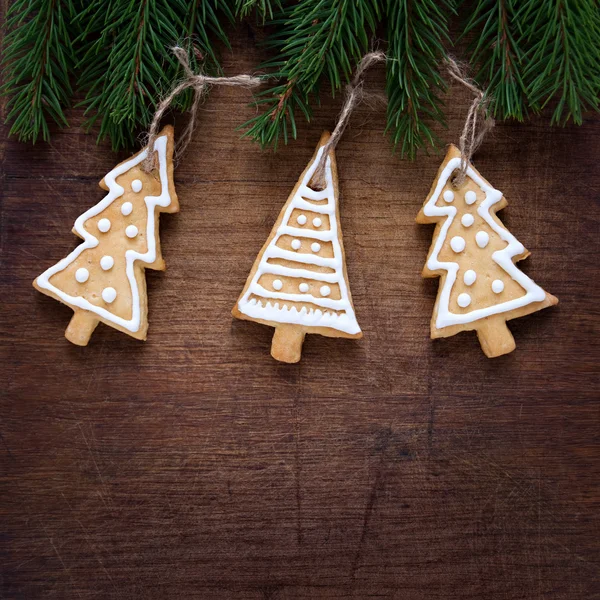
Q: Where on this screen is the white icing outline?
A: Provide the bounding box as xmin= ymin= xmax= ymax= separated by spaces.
xmin=238 ymin=147 xmax=360 ymax=335
xmin=35 ymin=135 xmax=172 ymax=333
xmin=424 ymin=156 xmax=546 ymax=329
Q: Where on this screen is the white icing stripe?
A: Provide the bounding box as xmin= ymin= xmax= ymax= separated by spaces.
xmin=238 ymin=145 xmax=360 ymax=335
xmin=423 ymin=156 xmax=546 ymax=329
xmin=299 ymin=186 xmax=330 ymax=201
xmin=292 ymin=198 xmax=335 ymax=214
xmin=250 ymin=284 xmax=346 ymax=310
xmin=265 ymin=246 xmax=340 ymax=268
xmin=35 ymin=135 xmax=172 ymax=333
xmin=277 ymin=225 xmax=334 ymax=242
xmin=242 ymin=299 xmax=358 ymax=334
xmin=260 ymin=263 xmax=339 ymax=283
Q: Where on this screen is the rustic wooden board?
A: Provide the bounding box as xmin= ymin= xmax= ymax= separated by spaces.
xmin=1 ymin=29 xmax=599 ymax=600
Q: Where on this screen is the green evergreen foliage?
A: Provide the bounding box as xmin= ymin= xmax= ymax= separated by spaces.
xmin=1 ymin=0 xmax=77 ymax=142
xmin=239 ymin=0 xmax=381 ymax=149
xmin=462 ymin=0 xmax=528 ymax=121
xmin=1 ymin=0 xmax=599 ymax=154
xmin=385 ymin=0 xmax=454 ymax=158
xmin=236 ymin=0 xmax=281 ymax=21
xmin=76 ymin=0 xmax=187 ymax=150
xmin=520 ymin=0 xmax=600 ymax=125
xmin=76 ymin=0 xmax=234 ymax=150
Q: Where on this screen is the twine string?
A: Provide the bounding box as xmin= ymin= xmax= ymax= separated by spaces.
xmin=143 ymin=46 xmax=263 ymax=171
xmin=445 ymin=56 xmax=494 ymax=186
xmin=311 ymin=51 xmax=386 ymax=187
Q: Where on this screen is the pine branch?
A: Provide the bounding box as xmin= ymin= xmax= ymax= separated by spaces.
xmin=236 ymin=0 xmax=282 ymax=22
xmin=240 ymin=0 xmax=381 ymax=149
xmin=76 ymin=0 xmax=234 ymax=150
xmin=519 ymin=0 xmax=600 ymax=125
xmin=187 ymin=0 xmax=234 ymax=70
xmin=385 ymin=0 xmax=454 ymax=159
xmin=1 ymin=0 xmax=76 ymax=143
xmin=76 ymin=0 xmax=186 ymax=150
xmin=462 ymin=0 xmax=527 ymax=121
xmin=175 ymin=0 xmax=235 ymax=112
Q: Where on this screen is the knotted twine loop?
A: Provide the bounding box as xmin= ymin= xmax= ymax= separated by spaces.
xmin=143 ymin=46 xmax=263 ymax=172
xmin=445 ymin=56 xmax=495 ymax=187
xmin=311 ymin=51 xmax=386 ymax=188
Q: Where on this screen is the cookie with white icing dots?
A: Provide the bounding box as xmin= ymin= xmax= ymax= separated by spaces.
xmin=416 ymin=144 xmax=557 ymax=358
xmin=34 ymin=125 xmax=179 ymax=345
xmin=233 ymin=131 xmax=362 ymax=363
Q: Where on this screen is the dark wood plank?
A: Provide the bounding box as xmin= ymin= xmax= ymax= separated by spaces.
xmin=1 ymin=26 xmax=599 ymax=600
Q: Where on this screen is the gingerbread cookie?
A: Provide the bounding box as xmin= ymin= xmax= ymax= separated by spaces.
xmin=233 ymin=131 xmax=362 ymax=363
xmin=34 ymin=125 xmax=179 ymax=345
xmin=416 ymin=144 xmax=557 ymax=357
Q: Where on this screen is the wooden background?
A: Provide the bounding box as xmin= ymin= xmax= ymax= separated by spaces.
xmin=2 ymin=26 xmax=599 ymax=600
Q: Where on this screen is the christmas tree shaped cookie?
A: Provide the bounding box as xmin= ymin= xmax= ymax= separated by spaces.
xmin=233 ymin=132 xmax=362 ymax=363
xmin=34 ymin=126 xmax=179 ymax=345
xmin=417 ymin=144 xmax=557 ymax=357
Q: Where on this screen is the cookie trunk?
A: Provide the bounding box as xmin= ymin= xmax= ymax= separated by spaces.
xmin=476 ymin=319 xmax=516 ymax=358
xmin=271 ymin=325 xmax=306 ymax=363
xmin=65 ymin=311 xmax=99 ymax=346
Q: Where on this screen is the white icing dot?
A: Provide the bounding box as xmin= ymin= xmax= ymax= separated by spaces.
xmin=492 ymin=279 xmax=505 ymax=294
xmin=98 ymin=218 xmax=111 ymax=233
xmin=461 ymin=214 xmax=474 ymax=227
xmin=297 ymin=214 xmax=307 ymax=225
xmin=320 ymin=286 xmax=331 ymax=297
xmin=463 ymin=270 xmax=477 ymax=286
xmin=75 ymin=268 xmax=89 ymax=283
xmin=443 ymin=190 xmax=454 ymax=203
xmin=131 ymin=179 xmax=143 ymax=193
xmin=102 ymin=287 xmax=117 ymax=303
xmin=299 ymin=283 xmax=309 ymax=293
xmin=457 ymin=293 xmax=471 ymax=308
xmin=121 ymin=202 xmax=133 ymax=216
xmin=272 ymin=279 xmax=283 ymax=291
xmin=465 ymin=191 xmax=477 ymax=205
xmin=476 ymin=231 xmax=489 ymax=248
xmin=126 ymin=225 xmax=138 ymax=238
xmin=312 ymin=217 xmax=322 ymax=227
xmin=291 ymin=239 xmax=301 ymax=250
xmin=450 ymin=236 xmax=466 ymax=253
xmin=311 ymin=242 xmax=321 ymax=253
xmin=100 ymin=255 xmax=114 ymax=271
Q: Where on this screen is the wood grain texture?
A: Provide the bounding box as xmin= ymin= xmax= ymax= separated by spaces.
xmin=1 ymin=27 xmax=599 ymax=600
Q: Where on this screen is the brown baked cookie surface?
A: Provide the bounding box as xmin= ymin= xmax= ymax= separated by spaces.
xmin=416 ymin=144 xmax=557 ymax=357
xmin=233 ymin=132 xmax=362 ymax=363
xmin=34 ymin=126 xmax=178 ymax=345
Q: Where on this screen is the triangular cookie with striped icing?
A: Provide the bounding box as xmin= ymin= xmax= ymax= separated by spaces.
xmin=233 ymin=132 xmax=362 ymax=363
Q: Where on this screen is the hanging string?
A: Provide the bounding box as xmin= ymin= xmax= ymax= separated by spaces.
xmin=311 ymin=51 xmax=386 ymax=187
xmin=445 ymin=56 xmax=495 ymax=187
xmin=143 ymin=46 xmax=263 ymax=172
